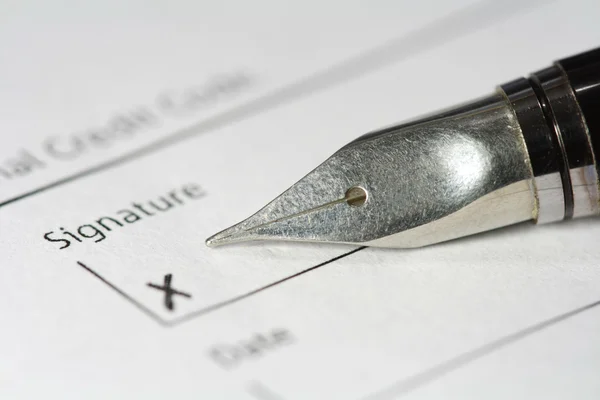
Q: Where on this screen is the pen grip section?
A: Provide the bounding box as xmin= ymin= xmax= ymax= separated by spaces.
xmin=501 ymin=49 xmax=600 ymax=223
xmin=557 ymin=47 xmax=600 ymax=186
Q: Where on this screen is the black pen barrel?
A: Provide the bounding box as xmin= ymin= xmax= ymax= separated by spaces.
xmin=557 ymin=47 xmax=600 ymax=169
xmin=501 ymin=47 xmax=600 ymax=224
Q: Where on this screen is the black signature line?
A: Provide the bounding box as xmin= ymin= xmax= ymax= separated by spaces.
xmin=76 ymin=247 xmax=365 ymax=326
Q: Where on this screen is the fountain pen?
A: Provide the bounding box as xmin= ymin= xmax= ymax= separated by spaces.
xmin=206 ymin=47 xmax=600 ymax=249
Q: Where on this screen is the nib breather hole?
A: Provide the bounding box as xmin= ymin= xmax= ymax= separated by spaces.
xmin=345 ymin=186 xmax=368 ymax=207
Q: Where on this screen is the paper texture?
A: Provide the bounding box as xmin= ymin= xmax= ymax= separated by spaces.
xmin=1 ymin=0 xmax=600 ymax=398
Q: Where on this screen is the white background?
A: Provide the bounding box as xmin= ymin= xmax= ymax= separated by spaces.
xmin=1 ymin=1 xmax=600 ymax=399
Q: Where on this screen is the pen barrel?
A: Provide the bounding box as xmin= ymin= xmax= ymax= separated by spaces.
xmin=557 ymin=47 xmax=600 ymax=183
xmin=500 ymin=47 xmax=600 ymax=224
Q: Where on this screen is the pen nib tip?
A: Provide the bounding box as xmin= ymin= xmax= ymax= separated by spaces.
xmin=204 ymin=232 xmax=231 ymax=248
xmin=205 ymin=223 xmax=259 ymax=248
xmin=204 ymin=236 xmax=218 ymax=248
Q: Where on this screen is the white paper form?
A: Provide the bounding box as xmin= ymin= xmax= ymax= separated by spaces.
xmin=1 ymin=0 xmax=600 ymax=399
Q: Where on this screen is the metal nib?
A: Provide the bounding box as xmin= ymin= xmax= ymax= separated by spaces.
xmin=207 ymin=92 xmax=538 ymax=249
xmin=205 ymin=189 xmax=367 ymax=247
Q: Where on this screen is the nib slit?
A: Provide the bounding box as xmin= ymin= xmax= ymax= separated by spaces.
xmin=205 ymin=196 xmax=348 ymax=247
